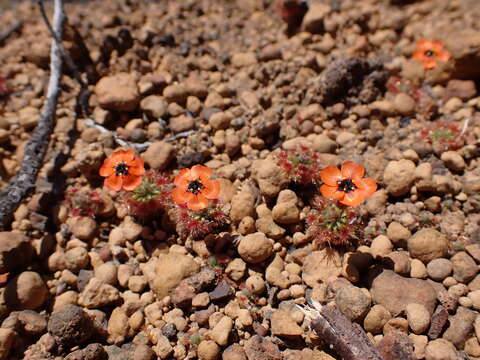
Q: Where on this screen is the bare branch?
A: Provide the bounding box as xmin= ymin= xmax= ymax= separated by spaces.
xmin=37 ymin=0 xmax=84 ymax=88
xmin=84 ymin=118 xmax=200 ymax=151
xmin=460 ymin=117 xmax=471 ymax=137
xmin=0 ymin=0 xmax=64 ymax=229
xmin=84 ymin=119 xmax=152 ymax=151
xmin=298 ymin=302 xmax=384 ymax=360
xmin=37 ymin=0 xmax=92 ymax=117
xmin=164 ymin=130 xmax=200 ymax=142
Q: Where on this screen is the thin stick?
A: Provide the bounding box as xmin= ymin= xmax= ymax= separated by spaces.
xmin=0 ymin=0 xmax=64 ymax=229
xmin=37 ymin=0 xmax=91 ymax=117
xmin=84 ymin=118 xmax=200 ymax=150
xmin=84 ymin=119 xmax=152 ymax=150
xmin=37 ymin=0 xmax=84 ymax=88
xmin=298 ymin=301 xmax=384 ymax=360
xmin=459 ymin=117 xmax=470 ymax=137
xmin=164 ymin=130 xmax=200 ymax=142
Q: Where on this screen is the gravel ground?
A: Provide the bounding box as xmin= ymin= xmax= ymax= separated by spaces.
xmin=0 ymin=0 xmax=480 ymax=359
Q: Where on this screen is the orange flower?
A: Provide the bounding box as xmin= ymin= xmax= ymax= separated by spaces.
xmin=172 ymin=165 xmax=220 ymax=210
xmin=99 ymin=149 xmax=145 ymax=191
xmin=0 ymin=272 xmax=8 ymax=286
xmin=319 ymin=161 xmax=377 ymax=207
xmin=413 ymin=40 xmax=450 ymax=70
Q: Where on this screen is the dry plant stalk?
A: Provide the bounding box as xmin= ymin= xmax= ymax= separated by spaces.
xmin=0 ymin=0 xmax=64 ymax=228
xmin=298 ymin=301 xmax=384 ymax=360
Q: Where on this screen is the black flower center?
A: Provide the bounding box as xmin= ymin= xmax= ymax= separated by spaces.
xmin=337 ymin=178 xmax=356 ymax=193
xmin=424 ymin=49 xmax=436 ymax=57
xmin=187 ymin=179 xmax=205 ymax=194
xmin=114 ymin=162 xmax=129 ymax=176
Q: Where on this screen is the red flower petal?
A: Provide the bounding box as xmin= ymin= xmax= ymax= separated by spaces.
xmin=0 ymin=272 xmax=8 ymax=286
xmin=202 ymin=179 xmax=220 ymax=200
xmin=320 ymin=184 xmax=345 ymax=200
xmin=355 ymin=177 xmax=377 ymax=198
xmin=129 ymin=157 xmax=145 ymax=176
xmin=123 ymin=149 xmax=136 ymax=162
xmin=122 ymin=175 xmax=142 ymax=191
xmin=172 ymin=187 xmax=194 ymax=204
xmin=430 ymin=40 xmax=444 ymax=49
xmin=340 ymin=190 xmax=366 ymax=207
xmin=99 ymin=157 xmax=116 ymax=177
xmin=174 ymin=168 xmax=193 ymax=188
xmin=188 ymin=193 xmax=209 ymax=210
xmin=105 ymin=174 xmax=123 ymax=191
xmin=191 ymin=165 xmax=212 ymax=182
xmin=438 ymin=50 xmax=450 ymax=62
xmin=423 ymin=59 xmax=437 ymax=69
xmin=341 ymin=161 xmax=365 ymax=181
xmin=412 ymin=49 xmax=427 ymax=63
xmin=111 ymin=149 xmax=128 ymax=161
xmin=319 ymin=166 xmax=342 ymax=186
xmin=416 ymin=39 xmax=432 ymax=50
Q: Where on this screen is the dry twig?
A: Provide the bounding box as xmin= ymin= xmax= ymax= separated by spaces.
xmin=84 ymin=118 xmax=200 ymax=150
xmin=298 ymin=301 xmax=384 ymax=360
xmin=0 ymin=0 xmax=64 ymax=229
xmin=37 ymin=0 xmax=92 ymax=116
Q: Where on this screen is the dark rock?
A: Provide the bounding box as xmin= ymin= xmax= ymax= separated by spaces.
xmin=258 ymin=45 xmax=282 ymax=62
xmin=193 ymin=304 xmax=215 ymax=326
xmin=177 ymin=151 xmax=210 ymax=168
xmin=117 ymin=28 xmax=134 ymax=55
xmin=231 ymin=117 xmax=246 ymax=129
xmin=83 ymin=343 xmax=108 ymax=360
xmin=252 ymin=110 xmax=280 ymax=138
xmin=390 ymin=0 xmax=417 ymax=4
xmin=171 ymin=268 xmax=216 ymax=307
xmin=399 ymin=117 xmax=411 ymax=128
xmin=29 ymin=212 xmax=49 ymax=232
xmin=18 ymin=310 xmax=47 ymax=336
xmin=279 ymin=0 xmax=309 ymax=33
xmin=437 ymin=289 xmax=458 ymax=313
xmin=189 ymin=268 xmax=216 ymax=290
xmin=244 ymin=335 xmax=282 ymax=360
xmin=209 ymin=280 xmax=234 ymax=302
xmin=319 ymin=57 xmax=388 ymax=106
xmin=77 ymin=270 xmax=94 ymax=292
xmin=253 ymin=322 xmax=269 ymax=337
xmin=47 ymin=305 xmax=94 ymax=347
xmin=171 ymin=282 xmax=196 ymax=308
xmin=161 ymin=323 xmax=177 ymax=340
xmin=0 ymin=231 xmax=34 ymax=273
xmin=428 ymin=306 xmax=449 ymax=340
xmin=223 ymin=344 xmax=247 ymax=360
xmin=129 ymin=128 xmax=147 ymax=143
xmin=377 ymin=332 xmax=415 ymax=360
xmin=154 ymin=34 xmax=175 ymax=47
xmin=199 ymin=107 xmax=222 ymax=121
